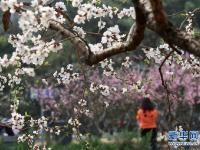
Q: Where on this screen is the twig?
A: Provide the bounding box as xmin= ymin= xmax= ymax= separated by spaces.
xmin=86 ymin=31 xmax=102 ymax=36
xmin=158 ymin=46 xmax=176 ymax=125
xmin=179 ymin=7 xmax=200 ymax=30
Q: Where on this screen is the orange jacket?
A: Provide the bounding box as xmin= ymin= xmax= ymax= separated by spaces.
xmin=136 ymin=108 xmax=157 ymax=129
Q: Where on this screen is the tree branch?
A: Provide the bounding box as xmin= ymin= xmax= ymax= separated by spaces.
xmin=146 ymin=0 xmax=200 ymax=57
xmin=49 ymin=0 xmax=146 ymax=65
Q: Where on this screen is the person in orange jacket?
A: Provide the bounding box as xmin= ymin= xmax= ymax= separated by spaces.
xmin=136 ymin=97 xmax=158 ymax=150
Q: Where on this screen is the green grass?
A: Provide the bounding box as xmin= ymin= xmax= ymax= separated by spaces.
xmin=0 ymin=130 xmax=152 ymax=150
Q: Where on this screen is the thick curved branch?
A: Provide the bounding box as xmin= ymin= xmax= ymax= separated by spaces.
xmin=49 ymin=0 xmax=146 ymax=65
xmin=145 ymin=0 xmax=200 ymax=57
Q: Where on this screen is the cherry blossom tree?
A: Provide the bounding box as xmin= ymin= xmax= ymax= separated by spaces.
xmin=0 ymin=0 xmax=200 ymax=149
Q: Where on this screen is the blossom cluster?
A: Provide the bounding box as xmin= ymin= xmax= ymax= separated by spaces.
xmin=90 ymin=83 xmax=111 ymax=96
xmin=7 ymin=73 xmax=21 ymax=87
xmin=73 ymin=3 xmax=116 ymax=24
xmin=0 ymin=0 xmax=66 ymax=93
xmin=101 ymin=25 xmax=125 ymax=47
xmin=75 ymin=99 xmax=90 ymax=116
xmin=89 ymin=43 xmax=104 ymax=54
xmin=67 ymin=99 xmax=91 ymax=138
xmin=98 ymin=19 xmax=106 ymax=30
xmin=73 ymin=26 xmax=86 ymax=38
xmin=122 ymin=57 xmax=132 ymax=68
xmin=11 ymin=111 xmax=25 ymax=134
xmin=16 ymin=115 xmax=55 ymax=150
xmin=0 ymin=0 xmax=65 ymax=68
xmin=0 ymin=75 xmax=7 ymax=91
xmin=143 ymin=43 xmax=200 ymax=77
xmin=143 ymin=44 xmax=171 ymax=64
xmin=72 ymin=0 xmax=135 ymax=24
xmin=55 ymin=2 xmax=67 ymax=11
xmin=18 ymin=134 xmax=52 ymax=150
xmin=185 ymin=12 xmax=194 ymax=35
xmin=0 ymin=67 xmax=35 ymax=90
xmin=118 ymin=7 xmax=135 ymax=19
xmin=100 ymin=59 xmax=115 ymax=76
xmin=68 ymin=117 xmax=81 ymax=137
xmin=53 ymin=64 xmax=79 ymax=85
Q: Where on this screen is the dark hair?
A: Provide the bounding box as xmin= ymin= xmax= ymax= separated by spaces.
xmin=141 ymin=97 xmax=155 ymax=113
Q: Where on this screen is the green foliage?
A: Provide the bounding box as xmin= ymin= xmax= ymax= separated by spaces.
xmin=113 ymin=129 xmax=151 ymax=150
xmin=144 ymin=58 xmax=150 ymax=64
xmin=0 ymin=36 xmax=7 ymax=47
xmin=0 ymin=140 xmax=29 ymax=150
xmin=184 ymin=1 xmax=195 ymax=11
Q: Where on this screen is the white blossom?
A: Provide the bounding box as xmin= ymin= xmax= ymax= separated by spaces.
xmin=98 ymin=19 xmax=106 ymax=30
xmin=122 ymin=57 xmax=132 ymax=68
xmin=99 ymin=84 xmax=110 ymax=96
xmin=90 ymin=82 xmax=98 ymax=92
xmin=101 ymin=25 xmax=125 ymax=47
xmin=55 ymin=2 xmax=67 ymax=11
xmin=71 ymin=0 xmax=83 ymax=7
xmin=11 ymin=111 xmax=25 ymax=134
xmin=73 ymin=26 xmax=86 ymax=38
xmin=122 ymin=88 xmax=127 ymax=94
xmin=118 ymin=7 xmax=135 ymax=19
xmin=89 ymin=43 xmax=103 ymax=54
xmin=53 ymin=64 xmax=79 ymax=85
